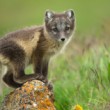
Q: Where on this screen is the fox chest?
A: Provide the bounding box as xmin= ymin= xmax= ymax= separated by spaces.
xmin=44 ymin=43 xmax=63 ymax=57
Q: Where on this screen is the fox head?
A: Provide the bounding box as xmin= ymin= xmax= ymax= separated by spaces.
xmin=45 ymin=10 xmax=75 ymax=43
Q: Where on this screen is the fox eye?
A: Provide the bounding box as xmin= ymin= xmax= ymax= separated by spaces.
xmin=52 ymin=27 xmax=58 ymax=32
xmin=65 ymin=26 xmax=70 ymax=31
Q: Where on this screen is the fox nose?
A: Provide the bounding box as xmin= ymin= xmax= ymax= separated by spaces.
xmin=61 ymin=38 xmax=65 ymax=41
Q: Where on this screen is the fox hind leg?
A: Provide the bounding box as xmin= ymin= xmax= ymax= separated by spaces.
xmin=3 ymin=71 xmax=22 ymax=88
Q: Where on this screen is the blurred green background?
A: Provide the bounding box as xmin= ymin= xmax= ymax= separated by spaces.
xmin=0 ymin=0 xmax=110 ymax=110
xmin=0 ymin=0 xmax=110 ymax=35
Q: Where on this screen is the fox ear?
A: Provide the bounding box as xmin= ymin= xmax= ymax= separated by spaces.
xmin=65 ymin=9 xmax=74 ymax=19
xmin=45 ymin=10 xmax=54 ymax=21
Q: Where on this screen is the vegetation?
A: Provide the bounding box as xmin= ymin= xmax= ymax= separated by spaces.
xmin=0 ymin=0 xmax=110 ymax=109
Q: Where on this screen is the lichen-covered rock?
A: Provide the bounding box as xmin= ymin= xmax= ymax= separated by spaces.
xmin=1 ymin=80 xmax=56 ymax=110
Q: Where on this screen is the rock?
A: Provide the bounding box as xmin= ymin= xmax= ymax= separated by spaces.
xmin=0 ymin=80 xmax=56 ymax=110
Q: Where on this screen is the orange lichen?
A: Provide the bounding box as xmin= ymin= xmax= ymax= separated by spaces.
xmin=23 ymin=104 xmax=26 ymax=109
xmin=1 ymin=80 xmax=55 ymax=110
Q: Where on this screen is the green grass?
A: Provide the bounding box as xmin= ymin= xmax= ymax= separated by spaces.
xmin=0 ymin=0 xmax=110 ymax=109
xmin=49 ymin=47 xmax=110 ymax=110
